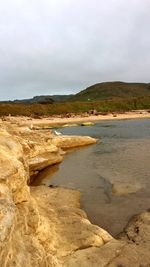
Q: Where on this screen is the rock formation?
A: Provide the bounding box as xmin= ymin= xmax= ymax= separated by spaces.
xmin=51 ymin=135 xmax=97 ymax=149
xmin=0 ymin=120 xmax=150 ymax=266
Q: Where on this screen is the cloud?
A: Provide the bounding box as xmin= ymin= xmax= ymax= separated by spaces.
xmin=0 ymin=0 xmax=150 ymax=100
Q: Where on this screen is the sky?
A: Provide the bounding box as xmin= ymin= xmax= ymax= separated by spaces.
xmin=0 ymin=0 xmax=150 ymax=100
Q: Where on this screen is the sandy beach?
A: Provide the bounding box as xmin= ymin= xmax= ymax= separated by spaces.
xmin=4 ymin=110 xmax=150 ymax=127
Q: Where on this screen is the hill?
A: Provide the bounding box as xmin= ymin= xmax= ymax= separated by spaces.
xmin=69 ymin=82 xmax=150 ymax=101
xmin=1 ymin=82 xmax=150 ymax=116
xmin=50 ymin=95 xmax=74 ymax=102
xmin=0 ymin=95 xmax=73 ymax=104
xmin=1 ymin=96 xmax=54 ymax=105
xmin=1 ymin=82 xmax=150 ymax=104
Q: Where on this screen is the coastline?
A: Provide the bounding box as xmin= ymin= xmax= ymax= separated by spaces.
xmin=1 ymin=118 xmax=150 ymax=265
xmin=3 ymin=110 xmax=150 ymax=128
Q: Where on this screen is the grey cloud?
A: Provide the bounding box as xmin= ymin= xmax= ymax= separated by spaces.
xmin=0 ymin=0 xmax=150 ymax=100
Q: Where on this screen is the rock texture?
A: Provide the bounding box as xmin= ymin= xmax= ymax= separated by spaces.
xmin=51 ymin=135 xmax=97 ymax=149
xmin=0 ymin=121 xmax=150 ymax=266
xmin=0 ymin=123 xmax=110 ymax=267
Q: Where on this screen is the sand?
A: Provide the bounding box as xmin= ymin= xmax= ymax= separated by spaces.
xmin=1 ymin=110 xmax=150 ymax=128
xmin=12 ymin=110 xmax=150 ymax=127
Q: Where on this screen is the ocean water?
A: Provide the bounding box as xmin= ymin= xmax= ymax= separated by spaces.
xmin=34 ymin=118 xmax=150 ymax=236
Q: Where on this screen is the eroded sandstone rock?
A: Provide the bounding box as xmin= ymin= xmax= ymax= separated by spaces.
xmin=51 ymin=135 xmax=97 ymax=149
xmin=0 ymin=125 xmax=111 ymax=267
xmin=0 ymin=130 xmax=29 ymax=203
xmin=0 ymin=123 xmax=150 ymax=267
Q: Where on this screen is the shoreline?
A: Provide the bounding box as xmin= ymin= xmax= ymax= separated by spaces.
xmin=1 ymin=117 xmax=150 ymax=265
xmin=3 ymin=110 xmax=150 ymax=128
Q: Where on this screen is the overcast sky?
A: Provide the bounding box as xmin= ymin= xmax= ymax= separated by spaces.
xmin=0 ymin=0 xmax=150 ymax=100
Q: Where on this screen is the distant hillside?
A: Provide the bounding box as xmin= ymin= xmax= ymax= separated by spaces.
xmin=1 ymin=96 xmax=54 ymax=104
xmin=50 ymin=95 xmax=74 ymax=102
xmin=0 ymin=95 xmax=73 ymax=104
xmin=69 ymin=82 xmax=150 ymax=101
xmin=1 ymin=82 xmax=150 ymax=105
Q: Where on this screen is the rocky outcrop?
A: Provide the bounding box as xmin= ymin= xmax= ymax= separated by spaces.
xmin=51 ymin=135 xmax=96 ymax=149
xmin=0 ymin=123 xmax=150 ymax=266
xmin=0 ymin=125 xmax=111 ymax=267
xmin=64 ymin=211 xmax=150 ymax=266
xmin=0 ymin=129 xmax=29 ymax=203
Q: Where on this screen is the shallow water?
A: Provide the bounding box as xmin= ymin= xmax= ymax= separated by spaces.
xmin=35 ymin=119 xmax=150 ymax=236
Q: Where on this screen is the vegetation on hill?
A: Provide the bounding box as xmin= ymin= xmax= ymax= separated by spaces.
xmin=69 ymin=82 xmax=150 ymax=101
xmin=1 ymin=82 xmax=150 ymax=116
xmin=50 ymin=95 xmax=74 ymax=102
xmin=0 ymin=96 xmax=150 ymax=117
xmin=4 ymin=96 xmax=54 ymax=104
xmin=1 ymin=95 xmax=73 ymax=104
xmin=1 ymin=81 xmax=150 ymax=105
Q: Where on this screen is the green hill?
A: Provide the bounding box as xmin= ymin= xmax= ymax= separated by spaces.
xmin=69 ymin=82 xmax=150 ymax=101
xmin=1 ymin=81 xmax=150 ymax=116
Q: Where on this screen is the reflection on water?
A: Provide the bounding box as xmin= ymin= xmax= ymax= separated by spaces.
xmin=34 ymin=119 xmax=150 ymax=236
